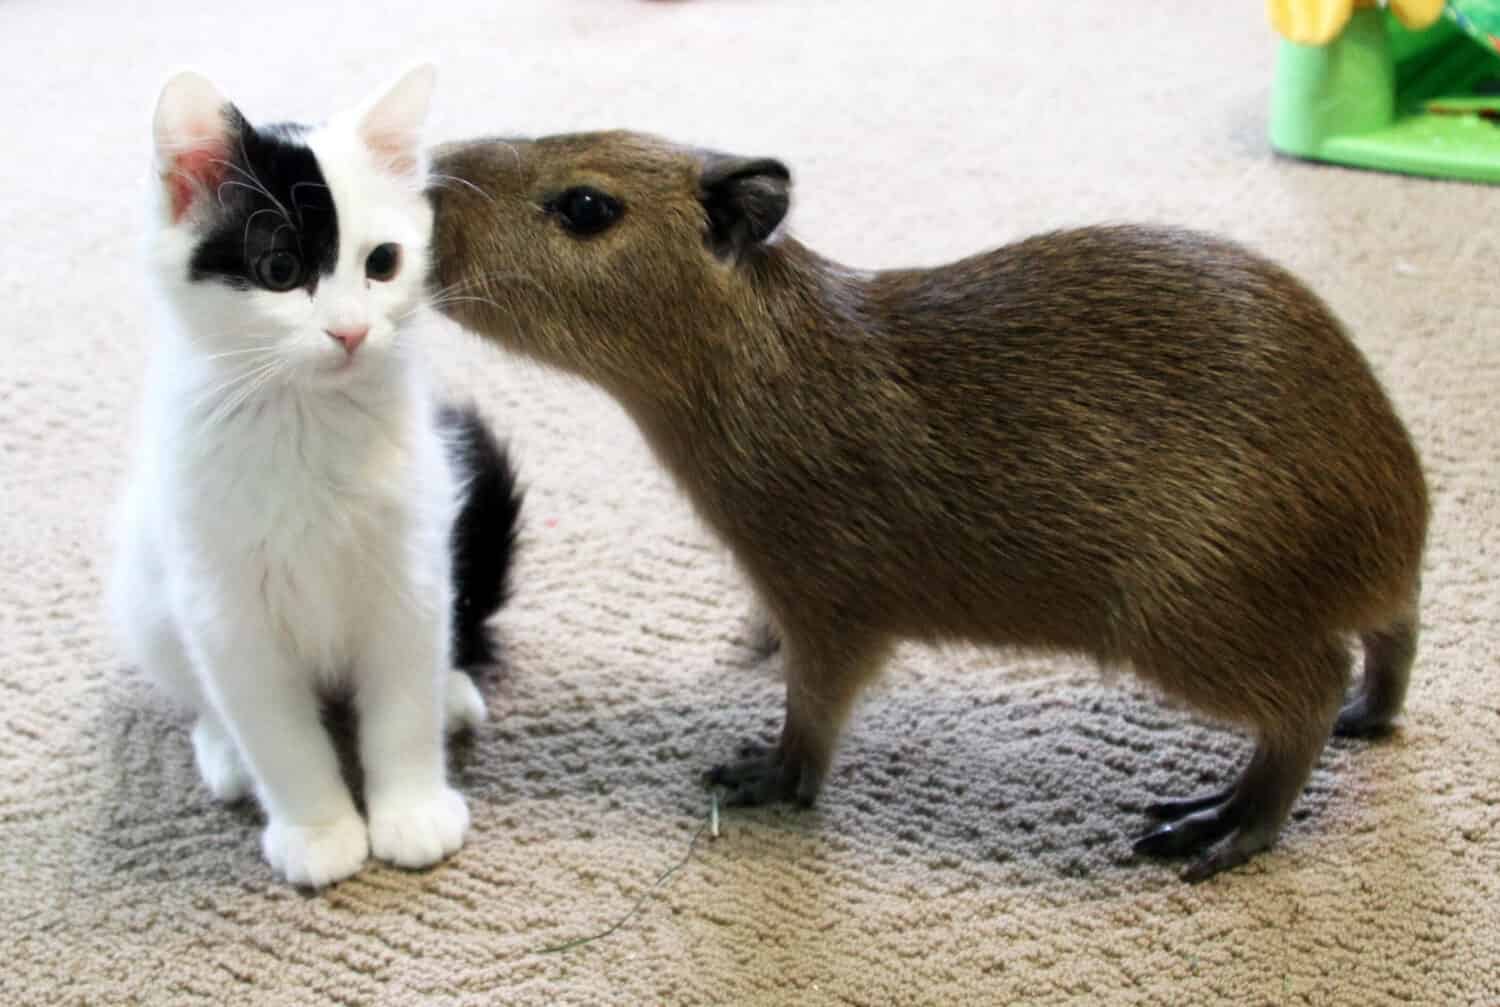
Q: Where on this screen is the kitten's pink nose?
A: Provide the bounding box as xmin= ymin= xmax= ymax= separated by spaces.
xmin=325 ymin=326 xmax=368 ymax=355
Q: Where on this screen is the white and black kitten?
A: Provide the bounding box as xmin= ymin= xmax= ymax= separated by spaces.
xmin=109 ymin=66 xmax=520 ymax=887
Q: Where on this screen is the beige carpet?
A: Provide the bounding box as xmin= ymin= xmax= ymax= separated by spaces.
xmin=5 ymin=1 xmax=1498 ymax=1003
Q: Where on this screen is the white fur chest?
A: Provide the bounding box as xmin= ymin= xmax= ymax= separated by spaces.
xmin=148 ymin=370 xmax=454 ymax=677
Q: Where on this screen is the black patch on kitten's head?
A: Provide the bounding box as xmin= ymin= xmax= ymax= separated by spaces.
xmin=187 ymin=112 xmax=339 ymax=293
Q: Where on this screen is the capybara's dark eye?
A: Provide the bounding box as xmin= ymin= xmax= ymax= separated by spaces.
xmin=547 ymin=186 xmax=623 ymax=237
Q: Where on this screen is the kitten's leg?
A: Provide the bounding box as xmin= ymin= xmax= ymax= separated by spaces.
xmin=149 ymin=627 xmax=251 ymax=802
xmin=191 ymin=627 xmax=367 ymax=887
xmin=445 ymin=669 xmax=487 ymax=735
xmin=358 ymin=600 xmax=469 ymax=870
xmin=145 ymin=630 xmax=252 ymax=801
xmin=190 ymin=706 xmax=251 ymax=803
xmin=112 ymin=541 xmax=249 ymax=801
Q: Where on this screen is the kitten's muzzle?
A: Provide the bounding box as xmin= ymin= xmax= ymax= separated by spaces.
xmin=325 ymin=327 xmax=369 ymax=356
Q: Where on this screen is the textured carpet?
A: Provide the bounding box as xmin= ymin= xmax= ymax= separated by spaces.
xmin=4 ymin=1 xmax=1498 ymax=1004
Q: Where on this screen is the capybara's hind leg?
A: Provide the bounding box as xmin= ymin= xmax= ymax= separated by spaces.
xmin=1336 ymin=608 xmax=1418 ymax=738
xmin=1135 ymin=639 xmax=1345 ymax=882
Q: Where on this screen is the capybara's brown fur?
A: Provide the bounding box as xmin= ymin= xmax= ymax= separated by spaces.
xmin=428 ymin=131 xmax=1427 ymax=880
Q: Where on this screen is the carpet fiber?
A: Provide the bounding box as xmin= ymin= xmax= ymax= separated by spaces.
xmin=4 ymin=1 xmax=1498 ymax=1004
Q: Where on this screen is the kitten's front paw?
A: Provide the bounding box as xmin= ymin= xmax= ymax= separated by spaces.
xmin=261 ymin=814 xmax=369 ymax=888
xmin=191 ymin=717 xmax=250 ymax=802
xmin=444 ymin=670 xmax=487 ymax=734
xmin=368 ymin=786 xmax=470 ymax=869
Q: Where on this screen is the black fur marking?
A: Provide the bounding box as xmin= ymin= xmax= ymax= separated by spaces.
xmin=440 ymin=403 xmax=523 ymax=669
xmin=188 ymin=112 xmax=339 ymax=293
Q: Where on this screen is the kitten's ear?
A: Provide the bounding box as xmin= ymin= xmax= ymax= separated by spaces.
xmin=699 ymin=154 xmax=791 ymax=261
xmin=153 ymin=70 xmax=240 ymax=224
xmin=356 ymin=63 xmax=436 ymax=178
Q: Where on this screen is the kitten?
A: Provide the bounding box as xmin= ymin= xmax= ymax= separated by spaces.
xmin=108 ymin=65 xmax=521 ymax=887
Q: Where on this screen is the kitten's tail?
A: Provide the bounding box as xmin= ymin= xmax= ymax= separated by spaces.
xmin=439 ymin=402 xmax=523 ymax=670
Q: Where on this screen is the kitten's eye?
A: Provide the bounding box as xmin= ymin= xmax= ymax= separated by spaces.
xmin=253 ymin=249 xmax=302 ymax=292
xmin=547 ymin=187 xmax=622 ymax=237
xmin=366 ymin=243 xmax=401 ymax=282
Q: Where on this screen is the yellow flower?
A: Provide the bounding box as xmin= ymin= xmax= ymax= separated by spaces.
xmin=1268 ymin=0 xmax=1445 ymax=45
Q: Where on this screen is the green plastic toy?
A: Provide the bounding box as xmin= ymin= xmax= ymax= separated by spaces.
xmin=1270 ymin=2 xmax=1500 ymax=182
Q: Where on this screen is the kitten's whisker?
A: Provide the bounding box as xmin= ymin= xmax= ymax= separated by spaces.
xmin=211 ymin=151 xmax=295 ymax=228
xmin=396 ymin=294 xmax=506 ymax=325
xmin=427 ymin=294 xmax=509 ymax=313
xmin=217 ymin=179 xmax=295 ymax=224
xmin=426 ymin=173 xmax=497 ymax=206
xmin=470 ymin=270 xmax=566 ymax=315
xmin=393 ymin=305 xmax=427 ymax=324
xmin=192 ymin=365 xmax=267 ymax=412
xmin=193 ymin=357 xmax=284 ymax=419
xmin=426 ymin=268 xmax=559 ymax=313
xmin=422 ymin=279 xmax=479 ymax=304
xmin=242 ymin=208 xmax=291 ymax=265
xmin=200 ymin=345 xmax=282 ymax=363
xmin=289 ymin=181 xmax=329 ymax=227
xmin=206 ymin=359 xmax=286 ymax=427
xmin=227 ymin=143 xmax=291 ymax=219
xmin=424 ymin=274 xmax=505 ymax=302
xmin=196 ymin=371 xmax=269 ymax=423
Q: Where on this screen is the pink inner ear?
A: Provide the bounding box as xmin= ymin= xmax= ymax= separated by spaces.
xmin=166 ymin=145 xmax=229 ymax=222
xmin=365 ymin=131 xmax=418 ymax=177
